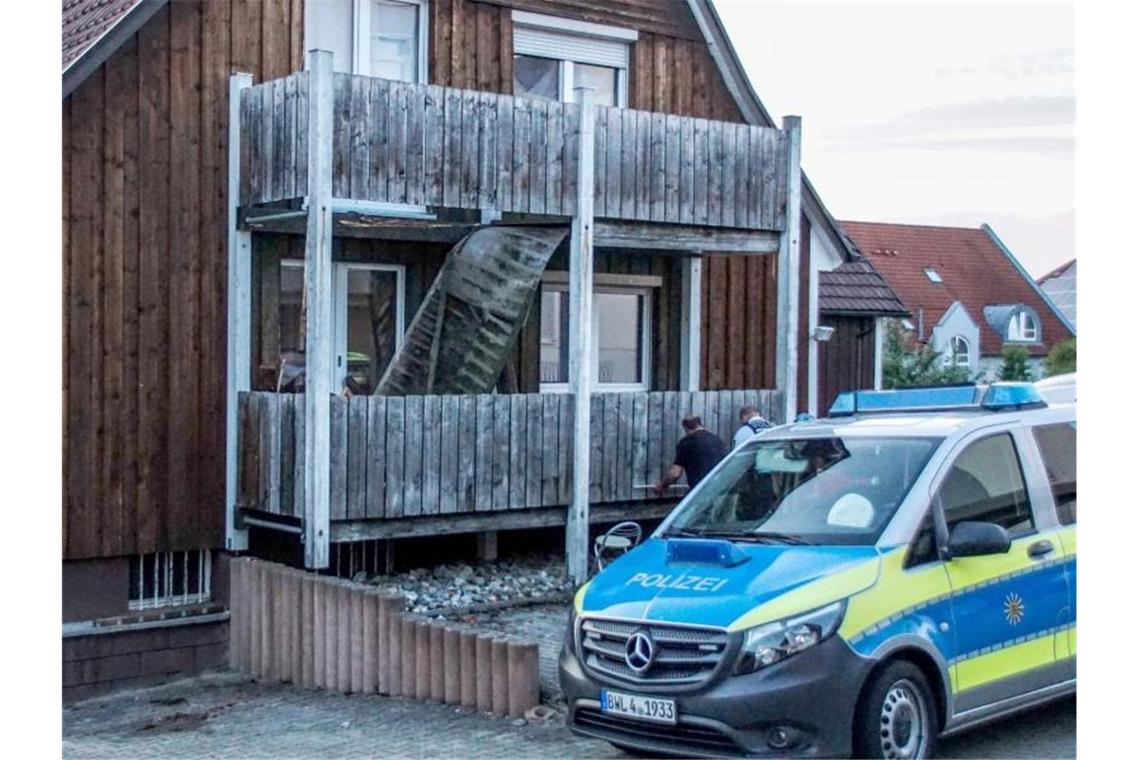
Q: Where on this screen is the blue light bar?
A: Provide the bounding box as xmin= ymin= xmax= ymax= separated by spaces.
xmin=828 ymin=383 xmax=1045 ymax=417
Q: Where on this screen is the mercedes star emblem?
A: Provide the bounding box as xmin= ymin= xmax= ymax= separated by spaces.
xmin=625 ymin=630 xmax=656 ymax=674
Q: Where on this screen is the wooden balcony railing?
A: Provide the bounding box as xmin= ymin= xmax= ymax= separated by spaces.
xmin=238 ymin=71 xmax=792 ymax=231
xmin=237 ymin=389 xmax=783 ymax=526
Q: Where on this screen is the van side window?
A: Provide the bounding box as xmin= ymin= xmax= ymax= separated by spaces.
xmin=1032 ymin=422 xmax=1076 ymax=525
xmin=936 ymin=433 xmax=1034 ymax=535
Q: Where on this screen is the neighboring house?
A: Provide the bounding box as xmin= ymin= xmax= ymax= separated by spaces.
xmin=1037 ymin=259 xmax=1076 ymax=329
xmin=62 ymin=0 xmax=897 ymax=696
xmin=841 ymin=221 xmax=1076 ymax=380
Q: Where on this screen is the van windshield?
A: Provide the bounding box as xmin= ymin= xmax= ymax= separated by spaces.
xmin=663 ymin=436 xmax=941 ymax=546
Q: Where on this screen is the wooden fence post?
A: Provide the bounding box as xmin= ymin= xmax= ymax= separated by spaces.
xmin=775 ymin=115 xmax=802 ymax=423
xmin=566 ymin=87 xmax=596 ymax=585
xmin=303 ymin=50 xmax=334 ymax=569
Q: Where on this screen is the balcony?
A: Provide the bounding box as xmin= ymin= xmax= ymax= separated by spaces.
xmin=237 ymin=388 xmax=783 ymax=541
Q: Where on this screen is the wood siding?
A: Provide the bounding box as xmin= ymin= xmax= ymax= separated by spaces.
xmin=63 ymin=0 xmax=304 ymax=561
xmin=238 ymin=388 xmax=783 ymax=521
xmin=818 ymin=316 xmax=876 ymax=415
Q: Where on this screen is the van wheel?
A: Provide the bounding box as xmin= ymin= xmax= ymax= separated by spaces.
xmin=854 ymin=660 xmax=939 ymax=759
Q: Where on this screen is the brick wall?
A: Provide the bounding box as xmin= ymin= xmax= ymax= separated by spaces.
xmin=63 ymin=619 xmax=228 ymax=703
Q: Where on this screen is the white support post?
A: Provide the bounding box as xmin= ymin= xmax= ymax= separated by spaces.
xmin=679 ymin=256 xmax=702 ymax=392
xmin=873 ymin=317 xmax=885 ymax=390
xmin=806 ymin=236 xmax=821 ymax=418
xmin=774 ymin=116 xmax=802 ymax=423
xmin=303 ymin=50 xmax=335 ymax=569
xmin=566 ymin=87 xmax=596 ymax=585
xmin=225 ymin=72 xmax=254 ymax=553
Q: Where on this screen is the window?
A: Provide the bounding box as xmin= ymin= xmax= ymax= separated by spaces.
xmin=937 ymin=433 xmax=1034 ymax=535
xmin=306 ymin=0 xmax=427 ymax=79
xmin=539 ymin=284 xmax=651 ymax=390
xmin=129 ymin=550 xmax=213 ymax=611
xmin=942 ymin=335 xmax=970 ymax=368
xmin=358 ymin=0 xmax=423 ymax=81
xmin=1033 ymin=422 xmax=1076 ymax=525
xmin=1007 ymin=310 xmax=1039 ymax=342
xmin=512 ymin=13 xmax=632 ymax=107
xmin=924 ymin=268 xmax=942 ymax=283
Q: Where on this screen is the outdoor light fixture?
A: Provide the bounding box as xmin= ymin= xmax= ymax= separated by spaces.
xmin=811 ymin=326 xmax=835 ymax=342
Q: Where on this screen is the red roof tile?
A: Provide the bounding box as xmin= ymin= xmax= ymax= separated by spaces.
xmin=62 ymin=0 xmax=140 ymax=70
xmin=840 ymin=221 xmax=1073 ymax=357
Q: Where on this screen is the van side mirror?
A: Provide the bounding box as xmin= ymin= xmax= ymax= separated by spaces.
xmin=947 ymin=521 xmax=1011 ymax=558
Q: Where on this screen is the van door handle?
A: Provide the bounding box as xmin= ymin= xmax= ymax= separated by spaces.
xmin=1027 ymin=540 xmax=1055 ymax=559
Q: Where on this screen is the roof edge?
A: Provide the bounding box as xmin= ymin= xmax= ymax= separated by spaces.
xmin=981 ymin=223 xmax=1077 ymax=337
xmin=63 ymin=0 xmax=168 ymax=99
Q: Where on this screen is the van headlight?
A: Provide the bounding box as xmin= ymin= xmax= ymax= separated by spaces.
xmin=733 ymin=600 xmax=846 ymax=675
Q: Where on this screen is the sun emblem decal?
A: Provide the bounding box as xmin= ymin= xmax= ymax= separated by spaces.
xmin=1003 ymin=592 xmax=1025 ymax=625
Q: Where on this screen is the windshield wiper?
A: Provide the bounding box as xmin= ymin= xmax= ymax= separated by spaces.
xmin=663 ymin=528 xmax=767 ymax=543
xmin=750 ymin=531 xmax=808 ymax=545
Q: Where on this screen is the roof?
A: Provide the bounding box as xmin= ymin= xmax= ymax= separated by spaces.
xmin=840 ymin=221 xmax=1075 ymax=356
xmin=62 ymin=0 xmax=139 ymax=69
xmin=1037 ymin=259 xmax=1076 ymax=284
xmin=818 ymin=260 xmax=909 ymax=317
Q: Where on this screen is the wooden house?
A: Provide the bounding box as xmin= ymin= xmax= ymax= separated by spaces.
xmin=62 ymin=0 xmax=902 ymax=697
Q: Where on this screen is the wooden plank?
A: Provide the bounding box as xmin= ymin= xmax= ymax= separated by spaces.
xmin=541 ymin=394 xmax=559 ymax=506
xmin=492 ymin=394 xmax=511 ymax=510
xmin=761 ymin=129 xmax=778 ymax=230
xmin=296 ymin=72 xmax=309 ymax=195
xmin=619 ymin=393 xmax=635 ymax=501
xmin=439 ymin=395 xmax=459 ymax=514
xmin=268 ymin=395 xmax=283 ymax=515
xmin=424 ymin=84 xmax=445 ymax=206
xmin=495 ymin=94 xmax=514 ymax=212
xmin=458 ymin=395 xmax=479 ymax=511
xmin=461 ymin=88 xmax=480 ymax=208
xmin=561 ymin=102 xmax=579 ymax=216
xmin=619 ymin=108 xmax=637 ymax=219
xmin=646 ymin=392 xmax=662 ymax=486
xmin=602 ymin=394 xmax=620 ymax=501
xmin=279 ymin=394 xmax=296 ymax=517
xmin=385 ymin=397 xmax=405 ymax=518
xmin=707 ymin=121 xmax=723 ymax=226
xmin=368 ymin=78 xmax=390 ymax=203
xmin=478 ymin=91 xmax=498 ymax=209
xmin=347 ymin=396 xmax=368 ymax=521
xmin=679 ymin=116 xmax=695 ymax=225
xmin=365 ymin=396 xmax=387 ymax=519
xmin=720 ymin=123 xmax=736 ymax=227
xmin=331 ymin=75 xmax=350 ymax=199
xmin=509 ymin=394 xmax=527 ymax=509
xmin=330 ymin=395 xmax=348 ymax=521
xmin=348 ymin=76 xmax=369 ymax=201
xmin=592 ymin=106 xmax=607 ymax=215
xmin=293 ymin=393 xmax=306 ymax=518
xmin=720 ymin=391 xmax=737 ymax=446
xmin=634 ymin=110 xmax=650 ymax=220
xmin=528 ymin=98 xmax=548 ymax=215
xmin=648 ymin=112 xmax=666 ymax=222
xmin=588 ymin=394 xmax=603 ymax=503
xmin=594 ymin=222 xmax=778 ymax=253
xmin=692 ymin=118 xmax=709 ymax=227
xmin=512 ymin=97 xmax=531 ymax=212
xmin=283 ymin=73 xmax=297 ymax=201
xmin=605 ymin=107 xmax=622 ymax=219
xmin=403 ymin=395 xmax=424 ymax=517
xmin=406 ymin=83 xmax=426 ymax=207
xmin=664 ymin=114 xmax=681 ymax=223
xmin=525 ymin=394 xmax=543 ymax=508
xmin=662 ymin=391 xmax=680 ymax=475
xmin=475 ymin=395 xmax=495 ymax=510
xmin=545 ymin=100 xmax=563 ymax=216
xmin=631 ymin=393 xmax=648 ymax=501
xmin=734 ymin=124 xmax=751 ymax=228
xmin=390 ymin=82 xmax=410 ymax=204
xmin=421 ymin=395 xmax=441 ymax=516
xmin=558 ymin=392 xmax=574 ymax=505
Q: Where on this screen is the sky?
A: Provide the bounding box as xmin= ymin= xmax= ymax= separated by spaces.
xmin=714 ymin=0 xmax=1075 ymax=278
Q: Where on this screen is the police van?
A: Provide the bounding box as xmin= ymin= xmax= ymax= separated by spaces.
xmin=559 ymin=378 xmax=1076 ymax=758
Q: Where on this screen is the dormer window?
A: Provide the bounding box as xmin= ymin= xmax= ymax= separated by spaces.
xmin=511 ymin=10 xmax=635 ymax=107
xmin=1007 ymin=310 xmax=1039 ymax=342
xmin=943 ymin=335 xmax=971 ymax=368
xmin=924 ymin=268 xmax=942 ymax=283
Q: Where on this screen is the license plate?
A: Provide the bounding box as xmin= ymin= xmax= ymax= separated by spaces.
xmin=600 ymin=689 xmax=677 ymax=725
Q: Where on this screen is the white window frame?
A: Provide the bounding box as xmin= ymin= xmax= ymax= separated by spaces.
xmin=282 ymin=260 xmax=407 ymax=391
xmin=512 ymin=10 xmax=634 ymax=108
xmin=1007 ymin=310 xmax=1039 ymax=343
xmin=539 ymin=280 xmax=653 ymax=393
xmin=353 ymin=0 xmax=428 ymax=82
xmin=943 ymin=335 xmax=971 ymax=368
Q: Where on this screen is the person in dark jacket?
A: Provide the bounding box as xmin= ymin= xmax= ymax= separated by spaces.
xmin=652 ymin=416 xmax=727 ymax=495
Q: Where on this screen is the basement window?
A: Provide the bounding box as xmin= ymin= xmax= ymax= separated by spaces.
xmin=128 ymin=550 xmax=213 ymax=611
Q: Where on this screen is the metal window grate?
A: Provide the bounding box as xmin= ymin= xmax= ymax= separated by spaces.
xmin=128 ymin=550 xmax=213 ymax=611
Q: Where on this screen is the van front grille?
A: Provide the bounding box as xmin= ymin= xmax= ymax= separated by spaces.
xmin=578 ymin=618 xmax=728 ymax=686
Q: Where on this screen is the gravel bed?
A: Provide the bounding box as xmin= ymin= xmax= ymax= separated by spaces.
xmin=359 ymin=552 xmax=575 ymax=615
